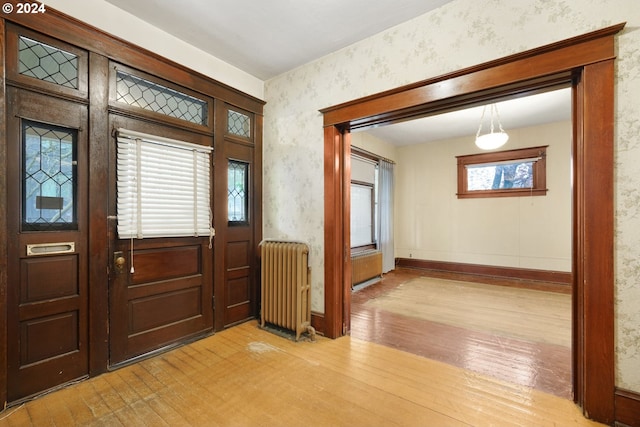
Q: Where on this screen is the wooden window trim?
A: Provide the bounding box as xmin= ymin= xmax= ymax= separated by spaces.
xmin=5 ymin=23 xmax=89 ymax=100
xmin=456 ymin=145 xmax=548 ymax=199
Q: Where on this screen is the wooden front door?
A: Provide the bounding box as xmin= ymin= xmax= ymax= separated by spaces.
xmin=107 ymin=115 xmax=214 ymax=366
xmin=214 ymin=104 xmax=260 ymax=328
xmin=6 ymin=87 xmax=89 ymax=401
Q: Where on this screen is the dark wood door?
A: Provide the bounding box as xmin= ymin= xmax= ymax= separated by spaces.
xmin=213 ymin=103 xmax=259 ymax=329
xmin=6 ymin=87 xmax=89 ymax=401
xmin=221 ymin=141 xmax=255 ymax=326
xmin=107 ymin=115 xmax=214 ymax=366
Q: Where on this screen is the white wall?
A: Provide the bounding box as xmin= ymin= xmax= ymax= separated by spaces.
xmin=41 ymin=0 xmax=264 ymax=99
xmin=263 ymin=0 xmax=640 ymax=392
xmin=351 ymin=131 xmax=398 ymax=164
xmin=395 ymin=121 xmax=571 ymax=271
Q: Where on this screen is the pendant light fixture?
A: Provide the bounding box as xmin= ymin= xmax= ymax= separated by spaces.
xmin=475 ymin=103 xmax=509 ymax=150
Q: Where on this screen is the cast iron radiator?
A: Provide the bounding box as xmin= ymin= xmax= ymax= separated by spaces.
xmin=351 ymin=250 xmax=383 ymax=286
xmin=260 ymin=240 xmax=315 ymax=341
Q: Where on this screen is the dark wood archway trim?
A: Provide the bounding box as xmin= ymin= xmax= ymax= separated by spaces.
xmin=322 ymin=23 xmax=624 ymax=424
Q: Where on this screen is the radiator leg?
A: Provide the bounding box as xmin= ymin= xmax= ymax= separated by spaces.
xmin=306 ymin=325 xmax=316 ymax=341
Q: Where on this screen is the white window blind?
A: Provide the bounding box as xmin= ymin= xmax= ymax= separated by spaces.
xmin=116 ymin=128 xmax=213 ymax=240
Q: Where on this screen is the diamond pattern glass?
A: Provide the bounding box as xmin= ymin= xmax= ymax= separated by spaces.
xmin=227 ymin=109 xmax=251 ymax=138
xmin=23 ymin=121 xmax=77 ymax=230
xmin=228 ymin=160 xmax=248 ymax=222
xmin=18 ymin=36 xmax=78 ymax=89
xmin=116 ymin=71 xmax=208 ymax=126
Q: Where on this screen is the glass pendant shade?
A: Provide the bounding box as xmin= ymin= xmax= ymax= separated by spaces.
xmin=475 ymin=131 xmax=509 ymax=150
xmin=475 ymin=104 xmax=508 ymax=150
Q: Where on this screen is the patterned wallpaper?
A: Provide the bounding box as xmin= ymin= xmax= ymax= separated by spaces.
xmin=263 ymin=0 xmax=640 ymax=392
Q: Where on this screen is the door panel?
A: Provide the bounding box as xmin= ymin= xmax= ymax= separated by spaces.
xmin=222 ymin=143 xmax=255 ymax=326
xmin=6 ymin=87 xmax=88 ymax=401
xmin=110 ymin=240 xmax=210 ymax=364
xmin=108 ymin=115 xmax=213 ymax=366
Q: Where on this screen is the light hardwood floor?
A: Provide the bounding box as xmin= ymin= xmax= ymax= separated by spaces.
xmin=0 ymin=320 xmax=600 ymax=426
xmin=352 ymin=268 xmax=573 ymax=399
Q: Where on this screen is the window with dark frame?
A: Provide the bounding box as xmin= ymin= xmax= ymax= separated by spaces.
xmin=227 ymin=109 xmax=251 ymax=139
xmin=228 ymin=160 xmax=249 ymax=224
xmin=456 ymin=146 xmax=548 ymax=199
xmin=22 ymin=120 xmax=78 ymax=231
xmin=18 ymin=35 xmax=79 ymax=89
xmin=114 ymin=69 xmax=209 ymax=126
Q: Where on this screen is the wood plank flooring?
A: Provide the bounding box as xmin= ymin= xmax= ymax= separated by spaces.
xmin=351 ymin=268 xmax=572 ymax=399
xmin=0 ymin=320 xmax=600 ymax=427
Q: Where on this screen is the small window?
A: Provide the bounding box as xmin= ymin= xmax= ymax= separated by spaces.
xmin=456 ymin=146 xmax=548 ymax=199
xmin=18 ymin=35 xmax=79 ymax=89
xmin=115 ymin=70 xmax=208 ymax=126
xmin=7 ymin=25 xmax=88 ymax=97
xmin=227 ymin=109 xmax=251 ymax=139
xmin=22 ymin=120 xmax=77 ymax=231
xmin=228 ymin=160 xmax=249 ymax=223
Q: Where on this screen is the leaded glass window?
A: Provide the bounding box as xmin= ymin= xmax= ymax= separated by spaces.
xmin=227 ymin=109 xmax=251 ymax=138
xmin=23 ymin=121 xmax=77 ymax=231
xmin=228 ymin=160 xmax=248 ymax=223
xmin=115 ymin=70 xmax=208 ymax=126
xmin=18 ymin=36 xmax=79 ymax=89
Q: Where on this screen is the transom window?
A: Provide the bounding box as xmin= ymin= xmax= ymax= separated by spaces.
xmin=18 ymin=35 xmax=79 ymax=89
xmin=227 ymin=109 xmax=251 ymax=138
xmin=456 ymin=146 xmax=548 ymax=198
xmin=115 ymin=70 xmax=208 ymax=126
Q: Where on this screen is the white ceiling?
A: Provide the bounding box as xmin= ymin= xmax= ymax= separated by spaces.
xmin=363 ymin=88 xmax=572 ymax=146
xmin=103 ymin=0 xmax=455 ymax=81
xmin=102 ymin=0 xmax=571 ymax=146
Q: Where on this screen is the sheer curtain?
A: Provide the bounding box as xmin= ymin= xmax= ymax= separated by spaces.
xmin=377 ymin=159 xmax=395 ymax=273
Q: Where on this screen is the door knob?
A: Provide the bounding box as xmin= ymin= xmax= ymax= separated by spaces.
xmin=113 ymin=251 xmax=126 ymax=273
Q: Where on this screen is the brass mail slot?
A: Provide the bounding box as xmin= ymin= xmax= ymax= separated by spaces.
xmin=26 ymin=242 xmax=75 ymax=256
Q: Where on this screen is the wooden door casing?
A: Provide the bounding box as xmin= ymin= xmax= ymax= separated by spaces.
xmin=107 ymin=115 xmax=214 ymax=366
xmin=5 ymin=87 xmax=89 ymax=401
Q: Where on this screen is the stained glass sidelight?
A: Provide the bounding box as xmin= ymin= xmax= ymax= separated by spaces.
xmin=228 ymin=160 xmax=248 ymax=223
xmin=18 ymin=36 xmax=79 ymax=89
xmin=115 ymin=70 xmax=208 ymax=126
xmin=227 ymin=109 xmax=251 ymax=138
xmin=22 ymin=121 xmax=77 ymax=231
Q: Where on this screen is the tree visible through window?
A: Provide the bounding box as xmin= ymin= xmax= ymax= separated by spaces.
xmin=457 ymin=146 xmax=548 ymax=198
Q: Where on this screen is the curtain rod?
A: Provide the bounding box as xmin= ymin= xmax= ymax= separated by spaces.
xmin=351 ymin=145 xmax=396 ymax=165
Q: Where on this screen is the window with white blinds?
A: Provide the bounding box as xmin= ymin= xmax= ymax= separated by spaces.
xmin=116 ymin=129 xmax=213 ymax=239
